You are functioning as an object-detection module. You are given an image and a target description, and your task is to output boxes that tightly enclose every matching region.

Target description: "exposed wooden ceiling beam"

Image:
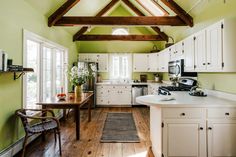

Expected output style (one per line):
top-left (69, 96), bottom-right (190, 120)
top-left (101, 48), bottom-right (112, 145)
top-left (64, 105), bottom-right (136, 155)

top-left (121, 0), bottom-right (168, 41)
top-left (76, 35), bottom-right (164, 41)
top-left (73, 0), bottom-right (119, 41)
top-left (55, 16), bottom-right (186, 26)
top-left (48, 0), bottom-right (81, 27)
top-left (160, 0), bottom-right (193, 27)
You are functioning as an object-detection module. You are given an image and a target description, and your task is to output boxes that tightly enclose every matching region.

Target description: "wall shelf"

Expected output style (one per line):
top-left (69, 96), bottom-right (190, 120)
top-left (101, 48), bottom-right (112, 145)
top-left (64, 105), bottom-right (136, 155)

top-left (0, 68), bottom-right (34, 80)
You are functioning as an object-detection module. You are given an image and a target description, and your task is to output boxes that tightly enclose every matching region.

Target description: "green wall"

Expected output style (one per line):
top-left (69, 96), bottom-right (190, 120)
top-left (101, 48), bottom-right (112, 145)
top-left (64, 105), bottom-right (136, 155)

top-left (0, 0), bottom-right (77, 152)
top-left (162, 1), bottom-right (236, 94)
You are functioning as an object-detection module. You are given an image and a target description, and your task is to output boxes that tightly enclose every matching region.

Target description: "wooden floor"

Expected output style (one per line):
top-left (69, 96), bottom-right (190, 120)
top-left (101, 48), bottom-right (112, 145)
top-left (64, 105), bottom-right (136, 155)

top-left (15, 107), bottom-right (154, 157)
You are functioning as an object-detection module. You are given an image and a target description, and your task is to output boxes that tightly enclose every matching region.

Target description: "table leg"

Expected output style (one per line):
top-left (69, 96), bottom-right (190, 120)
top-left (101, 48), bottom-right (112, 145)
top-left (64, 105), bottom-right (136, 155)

top-left (75, 107), bottom-right (80, 140)
top-left (88, 96), bottom-right (92, 122)
top-left (42, 106), bottom-right (46, 141)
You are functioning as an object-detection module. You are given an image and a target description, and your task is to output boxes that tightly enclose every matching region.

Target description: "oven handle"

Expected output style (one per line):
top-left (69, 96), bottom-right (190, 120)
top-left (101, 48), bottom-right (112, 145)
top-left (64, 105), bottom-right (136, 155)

top-left (175, 64), bottom-right (181, 76)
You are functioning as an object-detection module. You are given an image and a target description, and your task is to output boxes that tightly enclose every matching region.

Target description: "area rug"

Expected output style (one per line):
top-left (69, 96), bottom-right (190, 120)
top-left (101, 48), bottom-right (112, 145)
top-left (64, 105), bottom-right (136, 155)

top-left (100, 112), bottom-right (140, 143)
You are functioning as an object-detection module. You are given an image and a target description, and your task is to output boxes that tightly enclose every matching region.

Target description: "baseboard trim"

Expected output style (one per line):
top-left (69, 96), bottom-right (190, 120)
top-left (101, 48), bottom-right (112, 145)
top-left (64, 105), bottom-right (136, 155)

top-left (0, 110), bottom-right (63, 157)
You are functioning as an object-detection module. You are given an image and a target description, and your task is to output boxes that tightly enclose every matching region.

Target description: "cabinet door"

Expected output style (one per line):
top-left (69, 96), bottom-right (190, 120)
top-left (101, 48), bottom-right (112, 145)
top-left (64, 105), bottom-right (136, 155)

top-left (133, 54), bottom-right (148, 72)
top-left (194, 30), bottom-right (207, 72)
top-left (97, 54), bottom-right (108, 72)
top-left (148, 53), bottom-right (159, 72)
top-left (184, 35), bottom-right (195, 72)
top-left (78, 54), bottom-right (88, 62)
top-left (169, 45), bottom-right (176, 61)
top-left (175, 41), bottom-right (184, 60)
top-left (206, 21), bottom-right (223, 72)
top-left (86, 54), bottom-right (98, 62)
top-left (207, 120), bottom-right (236, 157)
top-left (119, 90), bottom-right (132, 105)
top-left (163, 120), bottom-right (206, 157)
top-left (108, 89), bottom-right (119, 105)
top-left (159, 49), bottom-right (170, 72)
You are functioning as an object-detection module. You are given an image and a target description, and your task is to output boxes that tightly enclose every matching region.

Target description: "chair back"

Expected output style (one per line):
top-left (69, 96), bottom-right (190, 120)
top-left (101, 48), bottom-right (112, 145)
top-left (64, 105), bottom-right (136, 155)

top-left (15, 109), bottom-right (30, 133)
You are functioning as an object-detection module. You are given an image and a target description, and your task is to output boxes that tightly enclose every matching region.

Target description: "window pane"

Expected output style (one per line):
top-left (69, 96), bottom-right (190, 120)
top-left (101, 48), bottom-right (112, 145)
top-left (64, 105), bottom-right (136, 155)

top-left (43, 47), bottom-right (53, 101)
top-left (25, 40), bottom-right (40, 109)
top-left (55, 49), bottom-right (63, 94)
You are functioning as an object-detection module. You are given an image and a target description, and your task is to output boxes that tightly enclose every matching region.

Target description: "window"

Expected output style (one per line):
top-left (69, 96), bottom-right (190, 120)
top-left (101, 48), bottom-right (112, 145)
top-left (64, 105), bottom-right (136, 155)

top-left (136, 0), bottom-right (169, 16)
top-left (23, 30), bottom-right (68, 109)
top-left (112, 28), bottom-right (129, 35)
top-left (109, 53), bottom-right (132, 80)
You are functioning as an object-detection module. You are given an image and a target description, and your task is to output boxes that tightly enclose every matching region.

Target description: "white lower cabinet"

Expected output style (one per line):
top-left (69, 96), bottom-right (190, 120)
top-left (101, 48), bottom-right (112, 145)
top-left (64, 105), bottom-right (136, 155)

top-left (96, 85), bottom-right (131, 106)
top-left (163, 120), bottom-right (206, 157)
top-left (151, 107), bottom-right (236, 157)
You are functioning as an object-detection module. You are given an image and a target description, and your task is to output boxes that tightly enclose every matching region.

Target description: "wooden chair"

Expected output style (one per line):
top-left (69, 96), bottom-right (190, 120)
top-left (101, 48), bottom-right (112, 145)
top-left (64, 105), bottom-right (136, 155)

top-left (15, 109), bottom-right (62, 157)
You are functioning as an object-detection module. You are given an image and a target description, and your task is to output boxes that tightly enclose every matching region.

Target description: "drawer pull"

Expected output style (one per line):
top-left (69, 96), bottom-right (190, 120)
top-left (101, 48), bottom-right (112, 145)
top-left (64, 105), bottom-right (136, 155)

top-left (180, 113), bottom-right (185, 116)
top-left (208, 127), bottom-right (212, 130)
top-left (199, 127), bottom-right (204, 130)
top-left (225, 112), bottom-right (230, 116)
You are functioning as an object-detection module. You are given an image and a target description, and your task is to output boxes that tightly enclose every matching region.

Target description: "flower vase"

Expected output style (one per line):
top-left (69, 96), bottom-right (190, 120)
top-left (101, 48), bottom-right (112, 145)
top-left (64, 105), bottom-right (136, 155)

top-left (75, 85), bottom-right (83, 98)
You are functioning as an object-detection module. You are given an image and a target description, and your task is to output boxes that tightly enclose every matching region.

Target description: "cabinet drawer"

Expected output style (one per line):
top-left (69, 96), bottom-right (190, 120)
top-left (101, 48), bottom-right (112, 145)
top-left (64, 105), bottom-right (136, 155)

top-left (162, 108), bottom-right (205, 119)
top-left (207, 108), bottom-right (236, 119)
top-left (111, 85), bottom-right (131, 90)
top-left (97, 97), bottom-right (108, 105)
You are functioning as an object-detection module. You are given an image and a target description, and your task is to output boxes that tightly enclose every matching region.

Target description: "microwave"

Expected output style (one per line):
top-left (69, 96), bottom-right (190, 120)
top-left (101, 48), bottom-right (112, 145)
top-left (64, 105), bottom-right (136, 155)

top-left (168, 59), bottom-right (197, 78)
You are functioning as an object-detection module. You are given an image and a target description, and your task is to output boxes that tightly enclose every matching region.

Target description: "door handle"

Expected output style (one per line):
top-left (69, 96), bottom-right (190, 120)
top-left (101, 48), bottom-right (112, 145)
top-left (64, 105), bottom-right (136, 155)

top-left (208, 127), bottom-right (212, 130)
top-left (199, 127), bottom-right (204, 130)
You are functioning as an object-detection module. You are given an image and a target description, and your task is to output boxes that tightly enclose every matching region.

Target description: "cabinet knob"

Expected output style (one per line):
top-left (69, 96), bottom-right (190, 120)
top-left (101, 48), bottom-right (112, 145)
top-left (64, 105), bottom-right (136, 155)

top-left (208, 127), bottom-right (212, 130)
top-left (208, 63), bottom-right (211, 65)
top-left (199, 127), bottom-right (204, 130)
top-left (180, 113), bottom-right (185, 116)
top-left (203, 63), bottom-right (206, 65)
top-left (225, 112), bottom-right (230, 116)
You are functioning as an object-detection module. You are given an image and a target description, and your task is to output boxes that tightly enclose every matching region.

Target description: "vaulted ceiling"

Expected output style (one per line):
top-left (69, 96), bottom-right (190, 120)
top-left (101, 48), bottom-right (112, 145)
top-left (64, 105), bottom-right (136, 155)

top-left (24, 0), bottom-right (208, 41)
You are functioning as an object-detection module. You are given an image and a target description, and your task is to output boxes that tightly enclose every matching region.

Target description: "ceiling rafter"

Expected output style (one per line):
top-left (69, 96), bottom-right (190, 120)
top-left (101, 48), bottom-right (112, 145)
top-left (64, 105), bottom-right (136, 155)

top-left (160, 0), bottom-right (193, 27)
top-left (48, 0), bottom-right (81, 27)
top-left (55, 16), bottom-right (186, 26)
top-left (121, 0), bottom-right (168, 41)
top-left (73, 0), bottom-right (120, 41)
top-left (76, 35), bottom-right (163, 41)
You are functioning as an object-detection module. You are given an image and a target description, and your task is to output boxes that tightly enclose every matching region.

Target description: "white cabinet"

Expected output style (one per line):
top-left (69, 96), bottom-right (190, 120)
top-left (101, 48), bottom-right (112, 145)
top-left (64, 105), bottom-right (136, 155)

top-left (169, 42), bottom-right (184, 61)
top-left (96, 85), bottom-right (131, 106)
top-left (148, 53), bottom-right (159, 72)
top-left (158, 49), bottom-right (169, 72)
top-left (194, 30), bottom-right (207, 72)
top-left (97, 54), bottom-right (108, 72)
top-left (133, 54), bottom-right (149, 72)
top-left (207, 120), bottom-right (236, 157)
top-left (78, 53), bottom-right (108, 72)
top-left (184, 35), bottom-right (195, 72)
top-left (162, 108), bottom-right (207, 157)
top-left (207, 108), bottom-right (236, 157)
top-left (163, 120), bottom-right (206, 157)
top-left (206, 21), bottom-right (223, 72)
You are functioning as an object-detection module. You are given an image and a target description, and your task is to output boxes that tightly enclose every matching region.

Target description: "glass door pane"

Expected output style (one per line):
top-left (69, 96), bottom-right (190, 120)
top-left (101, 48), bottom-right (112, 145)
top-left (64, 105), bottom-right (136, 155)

top-left (25, 40), bottom-right (40, 109)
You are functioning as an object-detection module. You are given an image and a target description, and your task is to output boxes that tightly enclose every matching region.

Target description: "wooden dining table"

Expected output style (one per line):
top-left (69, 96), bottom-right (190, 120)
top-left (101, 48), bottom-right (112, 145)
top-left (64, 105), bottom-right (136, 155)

top-left (36, 92), bottom-right (94, 140)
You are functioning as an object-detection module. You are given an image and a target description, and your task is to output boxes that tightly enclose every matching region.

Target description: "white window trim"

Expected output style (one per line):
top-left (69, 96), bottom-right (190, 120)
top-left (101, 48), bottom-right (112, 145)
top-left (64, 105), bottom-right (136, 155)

top-left (23, 29), bottom-right (68, 109)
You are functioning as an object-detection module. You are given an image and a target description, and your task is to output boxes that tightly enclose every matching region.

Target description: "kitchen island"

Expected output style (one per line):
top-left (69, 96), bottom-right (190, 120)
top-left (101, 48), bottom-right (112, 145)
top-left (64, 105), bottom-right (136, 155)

top-left (136, 92), bottom-right (236, 157)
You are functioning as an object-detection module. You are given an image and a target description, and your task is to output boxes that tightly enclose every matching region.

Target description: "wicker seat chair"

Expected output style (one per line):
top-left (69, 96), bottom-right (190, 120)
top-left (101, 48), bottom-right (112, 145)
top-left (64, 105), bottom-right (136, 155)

top-left (15, 109), bottom-right (62, 157)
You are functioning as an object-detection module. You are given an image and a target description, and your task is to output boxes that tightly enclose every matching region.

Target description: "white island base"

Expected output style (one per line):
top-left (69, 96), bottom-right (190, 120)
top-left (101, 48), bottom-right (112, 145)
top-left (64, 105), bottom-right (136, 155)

top-left (137, 93), bottom-right (236, 157)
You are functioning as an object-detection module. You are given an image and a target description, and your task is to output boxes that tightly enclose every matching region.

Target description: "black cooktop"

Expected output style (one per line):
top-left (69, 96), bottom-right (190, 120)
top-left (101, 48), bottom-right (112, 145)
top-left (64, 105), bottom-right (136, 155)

top-left (160, 86), bottom-right (191, 91)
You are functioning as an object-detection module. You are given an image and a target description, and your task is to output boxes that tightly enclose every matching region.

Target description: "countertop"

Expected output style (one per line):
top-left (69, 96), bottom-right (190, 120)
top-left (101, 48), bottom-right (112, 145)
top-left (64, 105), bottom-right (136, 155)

top-left (136, 92), bottom-right (236, 108)
top-left (96, 82), bottom-right (164, 86)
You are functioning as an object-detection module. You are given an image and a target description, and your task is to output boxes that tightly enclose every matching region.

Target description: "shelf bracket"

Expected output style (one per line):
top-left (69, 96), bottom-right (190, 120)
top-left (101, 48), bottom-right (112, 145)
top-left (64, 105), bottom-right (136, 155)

top-left (14, 71), bottom-right (25, 80)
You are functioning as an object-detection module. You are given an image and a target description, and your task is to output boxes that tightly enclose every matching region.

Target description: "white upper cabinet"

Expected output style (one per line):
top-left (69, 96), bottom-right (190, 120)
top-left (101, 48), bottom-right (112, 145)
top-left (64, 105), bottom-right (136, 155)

top-left (78, 53), bottom-right (108, 72)
top-left (194, 30), bottom-right (207, 72)
top-left (206, 21), bottom-right (223, 72)
top-left (184, 35), bottom-right (195, 72)
top-left (148, 53), bottom-right (159, 72)
top-left (97, 54), bottom-right (108, 72)
top-left (169, 45), bottom-right (176, 61)
top-left (133, 53), bottom-right (149, 72)
top-left (158, 49), bottom-right (169, 72)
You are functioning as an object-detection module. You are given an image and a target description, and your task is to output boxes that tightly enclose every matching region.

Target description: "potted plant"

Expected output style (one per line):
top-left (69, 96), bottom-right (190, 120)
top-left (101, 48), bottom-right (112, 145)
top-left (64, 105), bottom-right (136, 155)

top-left (69, 64), bottom-right (96, 98)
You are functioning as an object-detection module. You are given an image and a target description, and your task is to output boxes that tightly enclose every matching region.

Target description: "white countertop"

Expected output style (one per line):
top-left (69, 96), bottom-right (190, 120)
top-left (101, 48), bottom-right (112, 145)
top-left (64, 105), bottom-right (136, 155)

top-left (96, 82), bottom-right (163, 86)
top-left (136, 92), bottom-right (236, 108)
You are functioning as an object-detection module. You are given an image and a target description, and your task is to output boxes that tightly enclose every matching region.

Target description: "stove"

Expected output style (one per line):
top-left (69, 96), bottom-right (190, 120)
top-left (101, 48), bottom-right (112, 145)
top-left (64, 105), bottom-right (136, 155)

top-left (158, 78), bottom-right (197, 95)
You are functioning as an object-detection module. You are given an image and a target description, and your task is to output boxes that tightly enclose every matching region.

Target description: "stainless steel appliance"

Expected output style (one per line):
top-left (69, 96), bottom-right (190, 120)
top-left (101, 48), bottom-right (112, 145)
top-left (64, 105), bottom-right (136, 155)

top-left (168, 59), bottom-right (197, 78)
top-left (132, 85), bottom-right (148, 105)
top-left (158, 78), bottom-right (197, 95)
top-left (78, 62), bottom-right (98, 108)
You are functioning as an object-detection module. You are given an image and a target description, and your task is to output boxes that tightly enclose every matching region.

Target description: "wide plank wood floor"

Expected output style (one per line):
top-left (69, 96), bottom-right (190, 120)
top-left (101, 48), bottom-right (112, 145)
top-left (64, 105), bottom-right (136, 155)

top-left (15, 107), bottom-right (153, 157)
